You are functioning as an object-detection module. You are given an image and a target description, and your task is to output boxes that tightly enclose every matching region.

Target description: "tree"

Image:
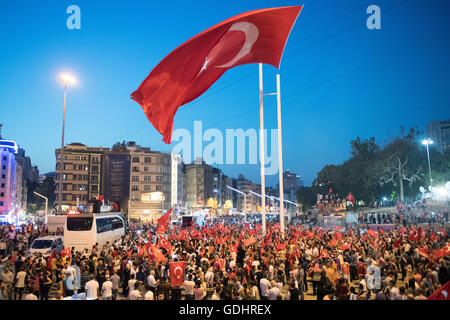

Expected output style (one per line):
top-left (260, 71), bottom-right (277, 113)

top-left (296, 187), bottom-right (315, 210)
top-left (27, 177), bottom-right (56, 211)
top-left (375, 128), bottom-right (426, 202)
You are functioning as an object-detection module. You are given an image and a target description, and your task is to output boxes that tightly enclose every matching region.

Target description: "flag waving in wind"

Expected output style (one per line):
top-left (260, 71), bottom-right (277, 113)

top-left (157, 208), bottom-right (172, 234)
top-left (131, 6), bottom-right (303, 143)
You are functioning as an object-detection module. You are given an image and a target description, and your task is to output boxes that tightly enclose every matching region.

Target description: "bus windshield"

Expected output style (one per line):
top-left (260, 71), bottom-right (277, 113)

top-left (67, 216), bottom-right (94, 231)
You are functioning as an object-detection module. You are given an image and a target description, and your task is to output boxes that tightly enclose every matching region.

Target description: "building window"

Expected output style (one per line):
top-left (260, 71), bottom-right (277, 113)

top-left (2, 165), bottom-right (5, 170)
top-left (156, 185), bottom-right (162, 191)
top-left (0, 192), bottom-right (4, 197)
top-left (1, 175), bottom-right (4, 179)
top-left (91, 165), bottom-right (99, 173)
top-left (144, 176), bottom-right (151, 182)
top-left (132, 185), bottom-right (139, 191)
top-left (144, 157), bottom-right (151, 163)
top-left (144, 185), bottom-right (150, 191)
top-left (0, 202), bottom-right (3, 206)
top-left (132, 157), bottom-right (140, 163)
top-left (132, 176), bottom-right (139, 182)
top-left (132, 166), bottom-right (139, 172)
top-left (2, 157), bottom-right (5, 161)
top-left (91, 185), bottom-right (98, 192)
top-left (91, 175), bottom-right (99, 182)
top-left (143, 166), bottom-right (149, 172)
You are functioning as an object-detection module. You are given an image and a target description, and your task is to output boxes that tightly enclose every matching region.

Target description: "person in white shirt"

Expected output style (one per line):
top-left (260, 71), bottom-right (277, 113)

top-left (24, 292), bottom-right (38, 300)
top-left (102, 275), bottom-right (113, 300)
top-left (268, 281), bottom-right (280, 300)
top-left (211, 286), bottom-right (222, 300)
top-left (147, 270), bottom-right (159, 294)
top-left (388, 281), bottom-right (399, 300)
top-left (183, 274), bottom-right (195, 300)
top-left (127, 274), bottom-right (137, 297)
top-left (205, 267), bottom-right (214, 285)
top-left (259, 277), bottom-right (270, 300)
top-left (129, 288), bottom-right (142, 300)
top-left (85, 276), bottom-right (99, 300)
top-left (144, 290), bottom-right (155, 300)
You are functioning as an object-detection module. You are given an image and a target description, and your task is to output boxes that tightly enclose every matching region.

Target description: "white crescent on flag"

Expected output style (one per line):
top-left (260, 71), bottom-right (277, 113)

top-left (174, 266), bottom-right (183, 280)
top-left (216, 22), bottom-right (259, 68)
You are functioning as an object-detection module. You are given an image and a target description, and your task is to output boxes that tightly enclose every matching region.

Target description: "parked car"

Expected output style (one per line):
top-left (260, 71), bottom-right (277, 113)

top-left (29, 236), bottom-right (64, 256)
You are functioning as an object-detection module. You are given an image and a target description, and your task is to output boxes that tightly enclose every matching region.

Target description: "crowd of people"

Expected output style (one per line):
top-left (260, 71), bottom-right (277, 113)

top-left (0, 214), bottom-right (448, 301)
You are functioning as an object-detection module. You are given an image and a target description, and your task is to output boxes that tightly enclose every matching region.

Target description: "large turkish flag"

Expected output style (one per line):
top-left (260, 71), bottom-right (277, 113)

top-left (170, 261), bottom-right (186, 287)
top-left (131, 6), bottom-right (303, 143)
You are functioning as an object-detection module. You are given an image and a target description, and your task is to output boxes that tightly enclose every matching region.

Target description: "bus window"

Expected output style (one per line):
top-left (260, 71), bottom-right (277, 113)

top-left (67, 217), bottom-right (94, 231)
top-left (96, 218), bottom-right (113, 233)
top-left (112, 217), bottom-right (124, 230)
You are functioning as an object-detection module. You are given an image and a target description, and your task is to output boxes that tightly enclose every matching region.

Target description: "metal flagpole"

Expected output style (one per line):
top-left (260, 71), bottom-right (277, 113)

top-left (276, 74), bottom-right (285, 237)
top-left (259, 63), bottom-right (266, 235)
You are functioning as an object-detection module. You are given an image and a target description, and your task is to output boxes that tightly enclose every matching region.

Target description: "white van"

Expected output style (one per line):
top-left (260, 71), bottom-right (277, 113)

top-left (29, 236), bottom-right (64, 256)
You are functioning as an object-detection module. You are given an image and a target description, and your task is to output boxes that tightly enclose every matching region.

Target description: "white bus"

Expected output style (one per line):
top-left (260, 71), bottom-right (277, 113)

top-left (64, 213), bottom-right (126, 252)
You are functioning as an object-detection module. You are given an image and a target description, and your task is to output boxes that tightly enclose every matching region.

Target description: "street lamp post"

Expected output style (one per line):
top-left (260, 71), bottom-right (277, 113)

top-left (58, 73), bottom-right (75, 213)
top-left (422, 139), bottom-right (433, 188)
top-left (33, 191), bottom-right (48, 225)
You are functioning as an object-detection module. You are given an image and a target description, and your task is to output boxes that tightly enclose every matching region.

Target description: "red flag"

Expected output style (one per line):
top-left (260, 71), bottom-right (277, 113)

top-left (318, 250), bottom-right (330, 259)
top-left (60, 248), bottom-right (71, 257)
top-left (368, 229), bottom-right (377, 237)
top-left (151, 244), bottom-right (166, 263)
top-left (393, 239), bottom-right (402, 248)
top-left (427, 281), bottom-right (450, 300)
top-left (433, 244), bottom-right (450, 260)
top-left (275, 243), bottom-right (287, 251)
top-left (399, 227), bottom-right (407, 235)
top-left (157, 237), bottom-right (173, 253)
top-left (333, 231), bottom-right (342, 241)
top-left (169, 261), bottom-right (186, 287)
top-left (46, 249), bottom-right (56, 270)
top-left (346, 193), bottom-right (355, 204)
top-left (156, 208), bottom-right (172, 234)
top-left (242, 235), bottom-right (256, 247)
top-left (130, 6), bottom-right (303, 143)
top-left (418, 247), bottom-right (430, 259)
top-left (349, 224), bottom-right (354, 237)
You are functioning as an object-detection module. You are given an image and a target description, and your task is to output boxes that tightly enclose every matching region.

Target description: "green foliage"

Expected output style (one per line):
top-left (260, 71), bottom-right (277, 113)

top-left (27, 177), bottom-right (55, 211)
top-left (296, 186), bottom-right (315, 209)
top-left (313, 127), bottom-right (450, 204)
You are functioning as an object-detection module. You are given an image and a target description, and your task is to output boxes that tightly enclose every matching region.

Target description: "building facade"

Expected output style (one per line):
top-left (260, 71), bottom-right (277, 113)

top-left (184, 161), bottom-right (218, 211)
top-left (126, 142), bottom-right (172, 222)
top-left (0, 139), bottom-right (18, 218)
top-left (55, 143), bottom-right (109, 211)
top-left (101, 149), bottom-right (131, 213)
top-left (427, 119), bottom-right (450, 154)
top-left (236, 175), bottom-right (261, 213)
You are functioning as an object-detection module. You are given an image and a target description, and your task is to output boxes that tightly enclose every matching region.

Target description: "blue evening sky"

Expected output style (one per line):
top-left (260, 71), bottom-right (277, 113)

top-left (0, 0), bottom-right (449, 187)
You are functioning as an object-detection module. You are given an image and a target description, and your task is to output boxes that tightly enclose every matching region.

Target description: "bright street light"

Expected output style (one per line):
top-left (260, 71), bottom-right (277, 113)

top-left (59, 73), bottom-right (77, 85)
top-left (422, 139), bottom-right (433, 146)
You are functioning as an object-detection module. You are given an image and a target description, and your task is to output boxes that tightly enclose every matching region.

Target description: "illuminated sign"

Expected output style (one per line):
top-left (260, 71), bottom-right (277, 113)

top-left (0, 140), bottom-right (18, 154)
